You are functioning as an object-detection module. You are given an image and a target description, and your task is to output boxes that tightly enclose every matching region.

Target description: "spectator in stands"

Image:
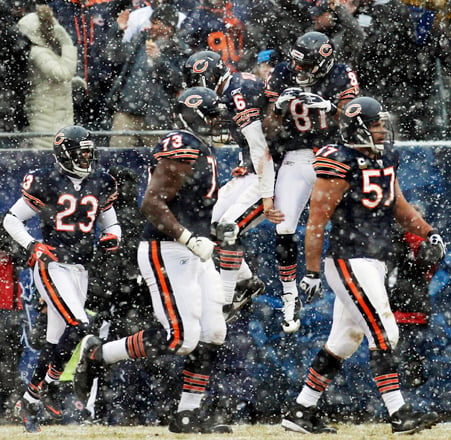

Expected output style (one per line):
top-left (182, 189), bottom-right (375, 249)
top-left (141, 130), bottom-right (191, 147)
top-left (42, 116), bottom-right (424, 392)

top-left (0, 0), bottom-right (32, 148)
top-left (406, 5), bottom-right (451, 139)
top-left (244, 0), bottom-right (312, 65)
top-left (309, 0), bottom-right (364, 69)
top-left (18, 4), bottom-right (80, 149)
top-left (48, 0), bottom-right (126, 132)
top-left (0, 222), bottom-right (25, 421)
top-left (179, 0), bottom-right (248, 71)
top-left (387, 203), bottom-right (443, 387)
top-left (355, 0), bottom-right (418, 139)
top-left (252, 49), bottom-right (281, 82)
top-left (115, 0), bottom-right (187, 43)
top-left (107, 4), bottom-right (190, 148)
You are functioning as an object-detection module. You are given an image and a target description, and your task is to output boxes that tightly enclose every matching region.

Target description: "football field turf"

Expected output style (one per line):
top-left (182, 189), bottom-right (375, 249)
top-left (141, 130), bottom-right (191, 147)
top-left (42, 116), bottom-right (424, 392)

top-left (1, 421), bottom-right (449, 439)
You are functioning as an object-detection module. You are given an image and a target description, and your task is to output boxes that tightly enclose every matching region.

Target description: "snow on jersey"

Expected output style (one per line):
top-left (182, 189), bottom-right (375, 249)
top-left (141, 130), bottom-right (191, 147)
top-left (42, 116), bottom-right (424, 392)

top-left (21, 166), bottom-right (118, 264)
top-left (265, 61), bottom-right (359, 153)
top-left (142, 130), bottom-right (219, 240)
top-left (314, 144), bottom-right (399, 260)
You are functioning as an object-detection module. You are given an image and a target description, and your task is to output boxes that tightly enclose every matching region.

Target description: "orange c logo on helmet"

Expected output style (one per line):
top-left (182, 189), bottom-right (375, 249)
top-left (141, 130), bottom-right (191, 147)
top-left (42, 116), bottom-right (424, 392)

top-left (193, 59), bottom-right (209, 73)
top-left (54, 133), bottom-right (65, 145)
top-left (319, 43), bottom-right (333, 57)
top-left (184, 94), bottom-right (203, 108)
top-left (345, 103), bottom-right (362, 117)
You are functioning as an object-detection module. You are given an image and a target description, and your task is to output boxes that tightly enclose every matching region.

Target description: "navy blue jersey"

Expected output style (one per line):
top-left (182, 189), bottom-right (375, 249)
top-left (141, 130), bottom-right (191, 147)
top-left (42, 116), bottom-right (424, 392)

top-left (21, 166), bottom-right (118, 264)
top-left (265, 61), bottom-right (359, 153)
top-left (314, 144), bottom-right (400, 260)
top-left (222, 71), bottom-right (269, 173)
top-left (142, 130), bottom-right (218, 241)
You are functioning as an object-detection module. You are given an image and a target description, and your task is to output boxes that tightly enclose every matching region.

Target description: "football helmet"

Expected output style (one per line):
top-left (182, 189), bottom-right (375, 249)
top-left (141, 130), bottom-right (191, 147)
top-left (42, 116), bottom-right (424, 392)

top-left (289, 31), bottom-right (335, 86)
top-left (175, 87), bottom-right (229, 139)
top-left (340, 97), bottom-right (394, 153)
top-left (184, 50), bottom-right (231, 92)
top-left (53, 125), bottom-right (96, 178)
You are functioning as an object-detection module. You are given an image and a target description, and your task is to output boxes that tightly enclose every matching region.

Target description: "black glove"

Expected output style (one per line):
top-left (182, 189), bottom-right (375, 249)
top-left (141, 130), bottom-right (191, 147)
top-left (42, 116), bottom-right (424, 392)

top-left (299, 270), bottom-right (323, 303)
top-left (427, 229), bottom-right (446, 259)
top-left (417, 240), bottom-right (443, 268)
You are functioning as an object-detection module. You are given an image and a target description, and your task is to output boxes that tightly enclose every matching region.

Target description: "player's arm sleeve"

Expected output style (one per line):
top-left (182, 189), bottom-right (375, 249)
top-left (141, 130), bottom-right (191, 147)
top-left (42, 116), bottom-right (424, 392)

top-left (101, 175), bottom-right (120, 212)
top-left (313, 147), bottom-right (352, 180)
top-left (3, 198), bottom-right (38, 249)
top-left (241, 120), bottom-right (275, 198)
top-left (97, 207), bottom-right (122, 241)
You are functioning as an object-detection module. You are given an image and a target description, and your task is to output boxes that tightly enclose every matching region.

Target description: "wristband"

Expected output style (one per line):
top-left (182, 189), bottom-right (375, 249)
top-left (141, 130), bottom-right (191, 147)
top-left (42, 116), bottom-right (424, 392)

top-left (306, 270), bottom-right (320, 278)
top-left (177, 228), bottom-right (193, 245)
top-left (427, 229), bottom-right (439, 238)
top-left (27, 240), bottom-right (38, 251)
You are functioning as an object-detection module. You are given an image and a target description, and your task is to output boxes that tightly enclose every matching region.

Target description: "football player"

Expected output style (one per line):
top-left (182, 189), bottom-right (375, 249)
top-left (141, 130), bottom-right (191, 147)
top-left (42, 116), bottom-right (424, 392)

top-left (3, 125), bottom-right (121, 432)
top-left (73, 87), bottom-right (232, 434)
top-left (184, 50), bottom-right (283, 323)
top-left (263, 31), bottom-right (359, 332)
top-left (282, 97), bottom-right (443, 434)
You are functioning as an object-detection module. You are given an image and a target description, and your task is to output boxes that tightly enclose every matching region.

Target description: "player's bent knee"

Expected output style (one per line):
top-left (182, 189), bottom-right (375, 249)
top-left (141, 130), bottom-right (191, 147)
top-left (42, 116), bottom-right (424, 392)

top-left (174, 332), bottom-right (202, 356)
top-left (327, 332), bottom-right (363, 359)
top-left (387, 326), bottom-right (399, 349)
top-left (276, 226), bottom-right (296, 235)
top-left (175, 345), bottom-right (195, 356)
top-left (201, 325), bottom-right (227, 346)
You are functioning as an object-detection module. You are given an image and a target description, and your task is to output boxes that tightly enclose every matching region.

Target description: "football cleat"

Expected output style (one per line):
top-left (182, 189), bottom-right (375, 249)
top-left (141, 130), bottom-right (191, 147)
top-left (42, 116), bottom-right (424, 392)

top-left (73, 335), bottom-right (103, 401)
top-left (282, 403), bottom-right (336, 434)
top-left (168, 409), bottom-right (232, 434)
top-left (41, 381), bottom-right (63, 422)
top-left (390, 404), bottom-right (439, 435)
top-left (223, 276), bottom-right (265, 323)
top-left (15, 398), bottom-right (42, 433)
top-left (281, 293), bottom-right (301, 333)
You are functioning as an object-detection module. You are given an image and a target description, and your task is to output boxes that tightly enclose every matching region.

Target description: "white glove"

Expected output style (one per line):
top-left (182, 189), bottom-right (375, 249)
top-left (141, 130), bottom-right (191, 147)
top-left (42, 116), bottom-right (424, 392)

top-left (215, 222), bottom-right (239, 245)
top-left (178, 229), bottom-right (215, 262)
top-left (296, 92), bottom-right (336, 114)
top-left (299, 271), bottom-right (323, 303)
top-left (274, 87), bottom-right (305, 114)
top-left (427, 230), bottom-right (446, 259)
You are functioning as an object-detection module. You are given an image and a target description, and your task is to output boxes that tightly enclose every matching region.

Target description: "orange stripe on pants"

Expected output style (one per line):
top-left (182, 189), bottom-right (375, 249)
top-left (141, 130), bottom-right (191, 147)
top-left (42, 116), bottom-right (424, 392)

top-left (337, 259), bottom-right (388, 350)
top-left (150, 241), bottom-right (182, 351)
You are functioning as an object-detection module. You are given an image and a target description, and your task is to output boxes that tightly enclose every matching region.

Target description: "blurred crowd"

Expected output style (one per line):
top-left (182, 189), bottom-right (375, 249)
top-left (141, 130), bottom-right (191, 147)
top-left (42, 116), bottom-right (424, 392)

top-left (0, 0), bottom-right (450, 148)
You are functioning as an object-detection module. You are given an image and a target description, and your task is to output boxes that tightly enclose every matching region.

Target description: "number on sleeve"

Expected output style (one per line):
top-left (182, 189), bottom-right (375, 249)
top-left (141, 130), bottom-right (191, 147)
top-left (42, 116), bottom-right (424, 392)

top-left (161, 134), bottom-right (183, 150)
top-left (347, 71), bottom-right (359, 87)
top-left (316, 145), bottom-right (339, 157)
top-left (205, 156), bottom-right (218, 199)
top-left (22, 174), bottom-right (34, 191)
